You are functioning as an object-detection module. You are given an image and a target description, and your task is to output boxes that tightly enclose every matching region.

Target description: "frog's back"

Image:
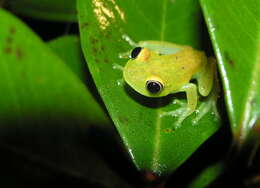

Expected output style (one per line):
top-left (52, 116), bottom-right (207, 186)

top-left (161, 47), bottom-right (206, 91)
top-left (170, 47), bottom-right (205, 74)
top-left (138, 40), bottom-right (188, 55)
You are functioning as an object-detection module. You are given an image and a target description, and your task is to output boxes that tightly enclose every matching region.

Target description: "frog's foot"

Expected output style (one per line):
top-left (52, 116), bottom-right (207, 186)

top-left (192, 98), bottom-right (219, 125)
top-left (112, 63), bottom-right (124, 86)
top-left (160, 101), bottom-right (192, 129)
top-left (112, 63), bottom-right (124, 71)
top-left (172, 99), bottom-right (186, 106)
top-left (119, 35), bottom-right (138, 58)
top-left (118, 51), bottom-right (131, 59)
top-left (122, 34), bottom-right (138, 47)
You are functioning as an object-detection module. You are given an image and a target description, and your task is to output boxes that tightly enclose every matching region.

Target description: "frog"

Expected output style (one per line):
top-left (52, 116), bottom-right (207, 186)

top-left (116, 36), bottom-right (218, 128)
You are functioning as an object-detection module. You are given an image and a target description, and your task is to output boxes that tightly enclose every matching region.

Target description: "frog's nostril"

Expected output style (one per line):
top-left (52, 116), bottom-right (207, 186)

top-left (146, 80), bottom-right (163, 94)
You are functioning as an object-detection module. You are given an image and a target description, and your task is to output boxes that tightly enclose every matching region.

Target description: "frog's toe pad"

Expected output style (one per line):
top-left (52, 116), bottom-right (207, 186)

top-left (115, 79), bottom-right (124, 86)
top-left (112, 63), bottom-right (124, 71)
top-left (160, 107), bottom-right (186, 118)
top-left (172, 99), bottom-right (186, 107)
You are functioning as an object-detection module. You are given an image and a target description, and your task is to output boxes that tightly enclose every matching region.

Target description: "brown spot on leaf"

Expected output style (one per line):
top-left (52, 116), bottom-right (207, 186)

top-left (164, 128), bottom-right (173, 134)
top-left (225, 52), bottom-right (235, 67)
top-left (9, 26), bottom-right (16, 34)
top-left (90, 37), bottom-right (98, 45)
top-left (146, 122), bottom-right (152, 127)
top-left (6, 36), bottom-right (13, 43)
top-left (80, 22), bottom-right (89, 29)
top-left (119, 116), bottom-right (129, 124)
top-left (100, 30), bottom-right (111, 38)
top-left (104, 58), bottom-right (109, 63)
top-left (94, 57), bottom-right (99, 63)
top-left (92, 47), bottom-right (98, 54)
top-left (3, 47), bottom-right (12, 54)
top-left (16, 48), bottom-right (24, 60)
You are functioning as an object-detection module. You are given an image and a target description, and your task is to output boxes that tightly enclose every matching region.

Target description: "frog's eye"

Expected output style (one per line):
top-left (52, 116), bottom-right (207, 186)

top-left (146, 80), bottom-right (164, 94)
top-left (131, 47), bottom-right (142, 59)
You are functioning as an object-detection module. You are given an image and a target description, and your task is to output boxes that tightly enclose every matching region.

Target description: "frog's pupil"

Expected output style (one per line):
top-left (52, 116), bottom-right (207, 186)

top-left (131, 47), bottom-right (142, 59)
top-left (146, 80), bottom-right (163, 94)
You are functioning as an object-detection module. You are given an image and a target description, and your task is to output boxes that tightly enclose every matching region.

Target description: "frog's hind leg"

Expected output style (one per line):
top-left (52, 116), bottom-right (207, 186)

top-left (192, 82), bottom-right (220, 125)
top-left (197, 57), bottom-right (216, 97)
top-left (161, 58), bottom-right (219, 128)
top-left (192, 57), bottom-right (219, 124)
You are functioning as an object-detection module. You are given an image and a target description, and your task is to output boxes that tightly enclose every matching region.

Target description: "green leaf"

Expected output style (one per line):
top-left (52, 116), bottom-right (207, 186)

top-left (0, 9), bottom-right (133, 187)
top-left (48, 35), bottom-right (96, 86)
top-left (78, 0), bottom-right (221, 175)
top-left (200, 0), bottom-right (260, 143)
top-left (47, 35), bottom-right (109, 121)
top-left (187, 161), bottom-right (224, 188)
top-left (48, 35), bottom-right (87, 81)
top-left (6, 0), bottom-right (77, 22)
top-left (0, 8), bottom-right (109, 127)
top-left (0, 8), bottom-right (110, 140)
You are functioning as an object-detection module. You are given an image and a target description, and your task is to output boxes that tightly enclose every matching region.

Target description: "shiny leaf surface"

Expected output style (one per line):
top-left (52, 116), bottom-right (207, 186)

top-left (78, 0), bottom-right (221, 175)
top-left (200, 0), bottom-right (260, 143)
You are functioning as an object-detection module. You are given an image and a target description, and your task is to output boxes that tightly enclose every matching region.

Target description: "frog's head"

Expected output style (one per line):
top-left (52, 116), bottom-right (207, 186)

top-left (123, 47), bottom-right (173, 97)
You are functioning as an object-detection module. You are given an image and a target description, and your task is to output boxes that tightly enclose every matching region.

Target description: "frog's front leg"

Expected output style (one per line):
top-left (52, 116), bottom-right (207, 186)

top-left (112, 63), bottom-right (124, 86)
top-left (119, 35), bottom-right (138, 58)
top-left (112, 63), bottom-right (124, 71)
top-left (122, 34), bottom-right (138, 47)
top-left (160, 83), bottom-right (198, 128)
top-left (177, 83), bottom-right (198, 125)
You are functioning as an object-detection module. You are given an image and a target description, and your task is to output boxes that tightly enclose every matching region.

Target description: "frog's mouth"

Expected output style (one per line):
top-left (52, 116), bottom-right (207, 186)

top-left (123, 64), bottom-right (165, 97)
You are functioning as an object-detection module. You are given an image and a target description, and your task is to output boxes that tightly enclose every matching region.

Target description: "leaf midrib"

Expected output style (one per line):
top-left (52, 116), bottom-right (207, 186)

top-left (160, 0), bottom-right (167, 40)
top-left (152, 0), bottom-right (168, 171)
